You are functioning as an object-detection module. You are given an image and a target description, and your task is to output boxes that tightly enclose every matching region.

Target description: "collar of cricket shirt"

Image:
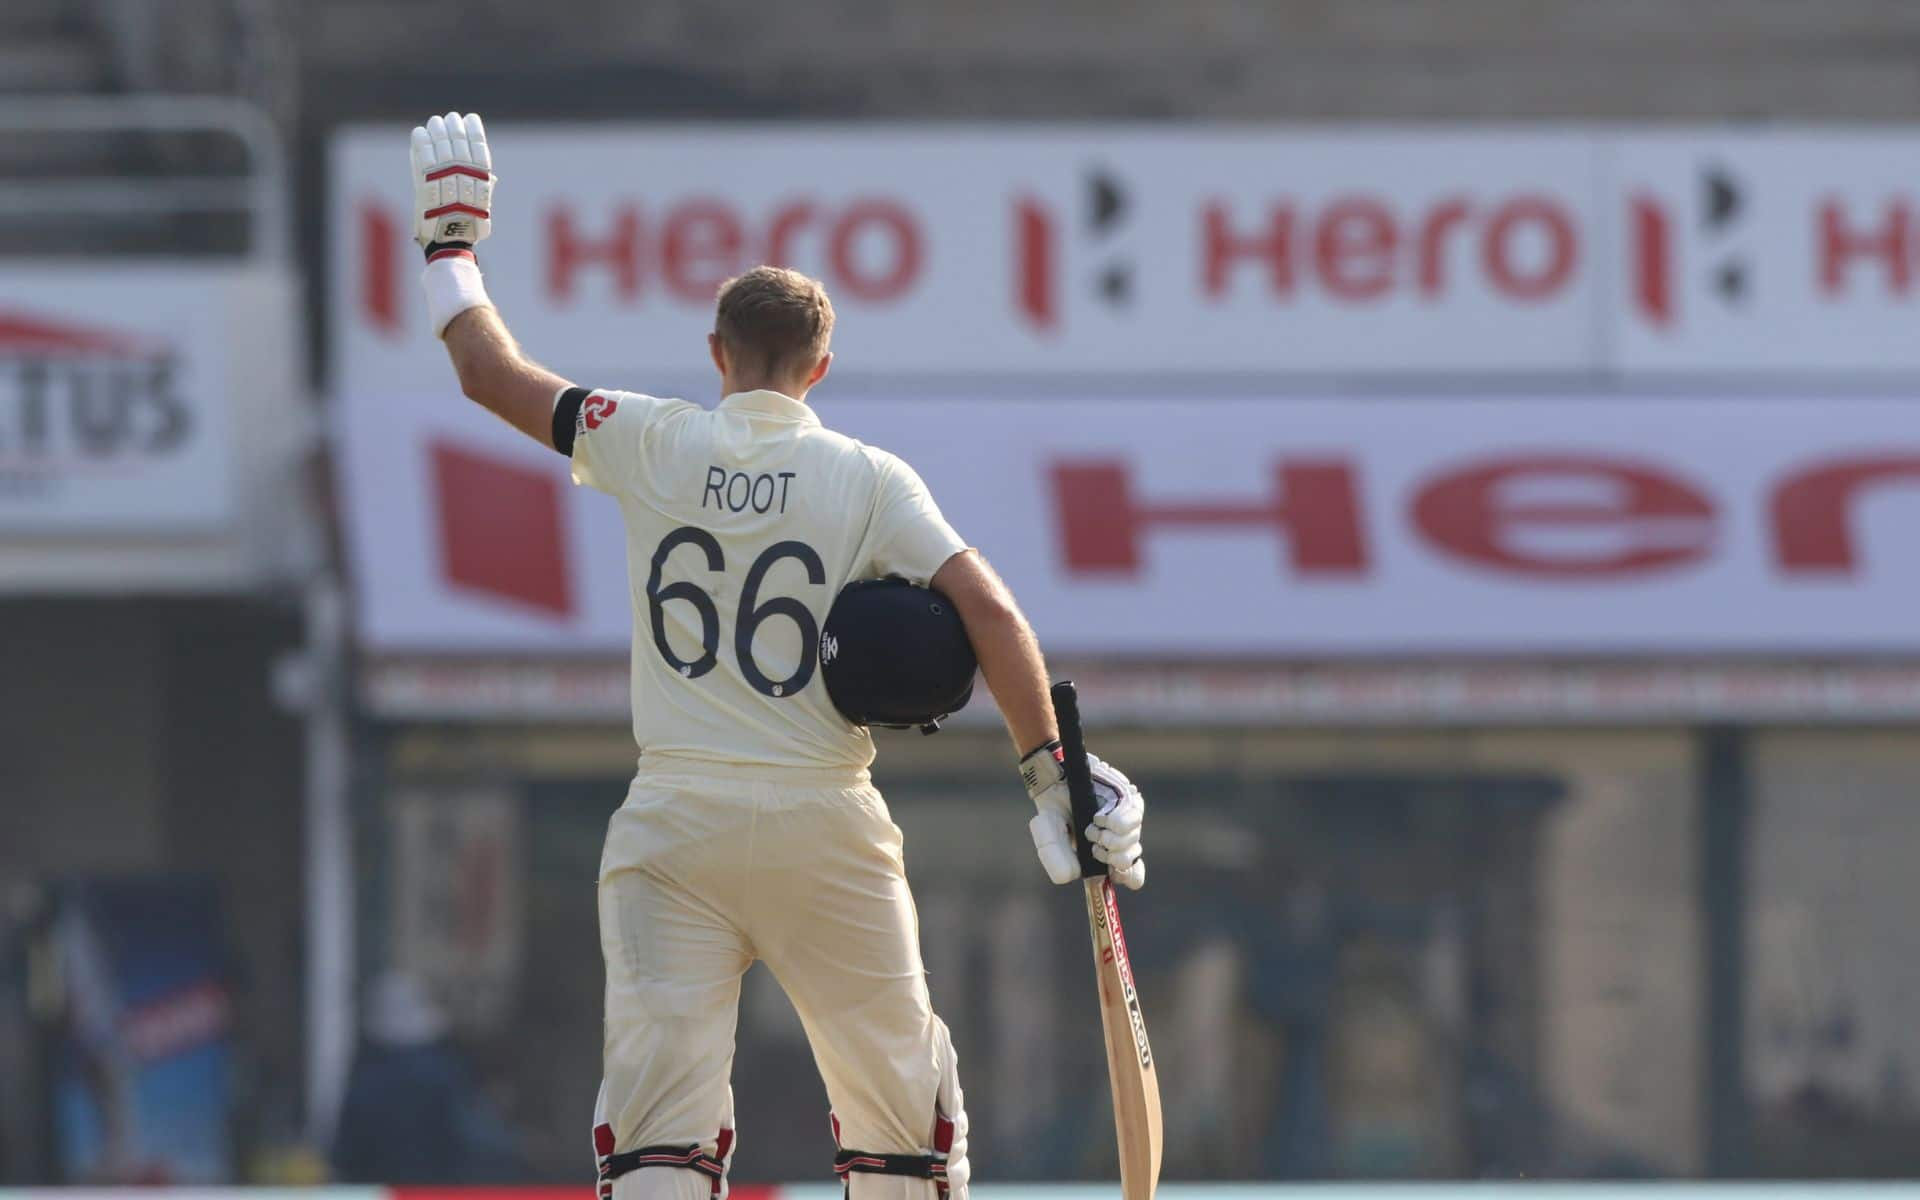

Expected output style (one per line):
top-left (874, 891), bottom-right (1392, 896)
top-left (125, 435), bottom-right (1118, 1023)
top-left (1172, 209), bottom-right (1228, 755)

top-left (720, 389), bottom-right (820, 426)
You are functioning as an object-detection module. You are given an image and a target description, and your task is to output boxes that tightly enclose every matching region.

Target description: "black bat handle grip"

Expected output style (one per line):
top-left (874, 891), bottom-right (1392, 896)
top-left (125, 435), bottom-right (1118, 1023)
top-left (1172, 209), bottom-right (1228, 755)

top-left (1050, 680), bottom-right (1107, 879)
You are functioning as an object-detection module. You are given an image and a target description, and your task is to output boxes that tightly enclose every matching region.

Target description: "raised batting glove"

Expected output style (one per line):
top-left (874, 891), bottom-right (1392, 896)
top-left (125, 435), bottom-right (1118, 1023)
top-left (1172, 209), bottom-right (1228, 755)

top-left (410, 112), bottom-right (496, 336)
top-left (410, 111), bottom-right (494, 257)
top-left (1020, 743), bottom-right (1146, 890)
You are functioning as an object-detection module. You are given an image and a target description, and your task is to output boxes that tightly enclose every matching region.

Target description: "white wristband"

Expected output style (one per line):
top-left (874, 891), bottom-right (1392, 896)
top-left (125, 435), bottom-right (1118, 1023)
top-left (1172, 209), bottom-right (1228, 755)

top-left (421, 253), bottom-right (491, 337)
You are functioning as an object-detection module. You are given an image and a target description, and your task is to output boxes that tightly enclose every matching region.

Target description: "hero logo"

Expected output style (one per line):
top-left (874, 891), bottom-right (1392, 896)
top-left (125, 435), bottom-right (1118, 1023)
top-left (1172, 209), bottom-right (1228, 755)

top-left (0, 311), bottom-right (189, 491)
top-left (545, 199), bottom-right (922, 304)
top-left (1052, 453), bottom-right (1920, 579)
top-left (1014, 169), bottom-right (1137, 331)
top-left (1015, 171), bottom-right (1580, 330)
top-left (1631, 164), bottom-right (1920, 329)
top-left (359, 197), bottom-right (926, 332)
top-left (1629, 164), bottom-right (1752, 328)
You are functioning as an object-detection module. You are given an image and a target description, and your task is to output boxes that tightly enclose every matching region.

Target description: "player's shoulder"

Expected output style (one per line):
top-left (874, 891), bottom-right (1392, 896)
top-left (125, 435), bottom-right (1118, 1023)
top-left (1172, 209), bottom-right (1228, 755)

top-left (791, 416), bottom-right (889, 469)
top-left (573, 388), bottom-right (699, 437)
top-left (808, 427), bottom-right (923, 492)
top-left (586, 388), bottom-right (697, 417)
top-left (854, 440), bottom-right (927, 488)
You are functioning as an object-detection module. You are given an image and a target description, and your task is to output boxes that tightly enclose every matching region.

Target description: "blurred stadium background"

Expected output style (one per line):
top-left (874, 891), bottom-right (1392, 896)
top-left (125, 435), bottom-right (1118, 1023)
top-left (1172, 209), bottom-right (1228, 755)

top-left (9, 0), bottom-right (1920, 1191)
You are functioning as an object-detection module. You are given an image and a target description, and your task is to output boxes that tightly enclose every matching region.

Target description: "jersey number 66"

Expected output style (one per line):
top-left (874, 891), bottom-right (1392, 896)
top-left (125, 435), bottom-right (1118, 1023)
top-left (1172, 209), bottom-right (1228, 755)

top-left (647, 525), bottom-right (826, 699)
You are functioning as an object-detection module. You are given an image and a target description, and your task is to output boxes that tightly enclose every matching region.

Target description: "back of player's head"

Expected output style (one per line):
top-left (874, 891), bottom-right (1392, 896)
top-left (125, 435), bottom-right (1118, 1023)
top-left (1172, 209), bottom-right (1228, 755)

top-left (714, 266), bottom-right (835, 385)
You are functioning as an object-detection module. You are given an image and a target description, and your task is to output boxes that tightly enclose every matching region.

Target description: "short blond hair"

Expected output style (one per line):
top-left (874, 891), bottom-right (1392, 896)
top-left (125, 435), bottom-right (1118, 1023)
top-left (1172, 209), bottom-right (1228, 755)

top-left (714, 266), bottom-right (835, 383)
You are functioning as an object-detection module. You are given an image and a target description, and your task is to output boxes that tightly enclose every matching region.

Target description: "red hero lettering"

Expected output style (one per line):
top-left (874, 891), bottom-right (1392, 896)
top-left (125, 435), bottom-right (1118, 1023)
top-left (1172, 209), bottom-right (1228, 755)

top-left (1202, 193), bottom-right (1578, 304)
top-left (1051, 452), bottom-right (1913, 581)
top-left (1818, 198), bottom-right (1914, 296)
top-left (1772, 455), bottom-right (1920, 572)
top-left (546, 199), bottom-right (924, 304)
top-left (548, 206), bottom-right (642, 300)
top-left (1051, 460), bottom-right (1367, 574)
top-left (662, 200), bottom-right (744, 300)
top-left (1412, 455), bottom-right (1716, 577)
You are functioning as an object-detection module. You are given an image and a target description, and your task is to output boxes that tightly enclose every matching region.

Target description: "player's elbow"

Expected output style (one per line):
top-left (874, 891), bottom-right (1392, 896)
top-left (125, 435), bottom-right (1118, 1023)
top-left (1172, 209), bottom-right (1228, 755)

top-left (959, 597), bottom-right (1042, 680)
top-left (455, 365), bottom-right (508, 414)
top-left (953, 582), bottom-right (1031, 647)
top-left (969, 589), bottom-right (1027, 633)
top-left (445, 334), bottom-right (511, 409)
top-left (935, 551), bottom-right (1028, 633)
top-left (452, 360), bottom-right (490, 403)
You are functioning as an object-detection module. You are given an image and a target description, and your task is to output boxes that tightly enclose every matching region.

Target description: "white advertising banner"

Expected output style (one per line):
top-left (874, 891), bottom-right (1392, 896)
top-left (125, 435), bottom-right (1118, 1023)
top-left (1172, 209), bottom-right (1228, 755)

top-left (1611, 132), bottom-right (1920, 371)
top-left (336, 390), bottom-right (1920, 656)
top-left (331, 126), bottom-right (1605, 384)
top-left (333, 124), bottom-right (1920, 380)
top-left (0, 267), bottom-right (248, 532)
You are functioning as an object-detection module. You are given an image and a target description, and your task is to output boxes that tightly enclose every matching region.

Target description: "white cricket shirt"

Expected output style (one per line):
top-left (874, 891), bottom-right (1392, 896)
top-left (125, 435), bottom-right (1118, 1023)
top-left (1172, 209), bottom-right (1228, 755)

top-left (570, 387), bottom-right (969, 774)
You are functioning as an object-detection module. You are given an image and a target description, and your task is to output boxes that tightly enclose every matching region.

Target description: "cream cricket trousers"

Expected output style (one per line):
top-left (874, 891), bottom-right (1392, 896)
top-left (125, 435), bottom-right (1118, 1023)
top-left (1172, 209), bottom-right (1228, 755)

top-left (594, 762), bottom-right (961, 1194)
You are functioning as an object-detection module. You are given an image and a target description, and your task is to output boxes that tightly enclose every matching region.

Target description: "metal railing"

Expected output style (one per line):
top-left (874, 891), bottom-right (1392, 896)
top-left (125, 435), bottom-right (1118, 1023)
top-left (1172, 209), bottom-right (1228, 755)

top-left (0, 95), bottom-right (288, 260)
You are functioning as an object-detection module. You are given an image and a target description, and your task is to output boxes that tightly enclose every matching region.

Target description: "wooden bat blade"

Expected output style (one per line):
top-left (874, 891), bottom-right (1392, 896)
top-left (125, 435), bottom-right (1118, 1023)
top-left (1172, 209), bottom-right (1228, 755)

top-left (1052, 680), bottom-right (1161, 1197)
top-left (1084, 877), bottom-right (1163, 1200)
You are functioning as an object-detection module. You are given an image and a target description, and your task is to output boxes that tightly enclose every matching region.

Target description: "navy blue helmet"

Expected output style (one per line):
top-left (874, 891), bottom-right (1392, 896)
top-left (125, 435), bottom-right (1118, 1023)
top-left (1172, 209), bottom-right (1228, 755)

top-left (820, 577), bottom-right (976, 734)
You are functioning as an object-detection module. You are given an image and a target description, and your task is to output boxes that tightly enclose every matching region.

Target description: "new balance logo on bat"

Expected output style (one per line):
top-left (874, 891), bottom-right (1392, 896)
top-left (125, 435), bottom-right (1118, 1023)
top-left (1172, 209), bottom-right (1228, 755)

top-left (1102, 883), bottom-right (1152, 1071)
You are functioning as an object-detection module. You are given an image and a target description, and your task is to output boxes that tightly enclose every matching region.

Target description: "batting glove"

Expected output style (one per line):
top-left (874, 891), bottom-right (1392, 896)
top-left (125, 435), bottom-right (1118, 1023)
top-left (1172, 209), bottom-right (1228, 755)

top-left (410, 111), bottom-right (494, 259)
top-left (1021, 743), bottom-right (1146, 890)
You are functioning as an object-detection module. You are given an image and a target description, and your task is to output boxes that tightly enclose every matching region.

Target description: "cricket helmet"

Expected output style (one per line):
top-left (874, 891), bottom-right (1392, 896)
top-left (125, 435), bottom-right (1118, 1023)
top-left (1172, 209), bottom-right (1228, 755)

top-left (820, 577), bottom-right (976, 734)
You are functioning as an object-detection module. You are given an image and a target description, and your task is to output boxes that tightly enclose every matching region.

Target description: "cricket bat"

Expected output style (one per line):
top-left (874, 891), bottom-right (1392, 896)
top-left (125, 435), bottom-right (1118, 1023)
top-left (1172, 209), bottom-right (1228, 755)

top-left (1051, 680), bottom-right (1163, 1200)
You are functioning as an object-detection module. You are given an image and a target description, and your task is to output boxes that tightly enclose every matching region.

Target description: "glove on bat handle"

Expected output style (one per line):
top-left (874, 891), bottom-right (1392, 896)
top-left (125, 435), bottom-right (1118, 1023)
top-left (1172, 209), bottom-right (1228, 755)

top-left (1050, 680), bottom-right (1108, 880)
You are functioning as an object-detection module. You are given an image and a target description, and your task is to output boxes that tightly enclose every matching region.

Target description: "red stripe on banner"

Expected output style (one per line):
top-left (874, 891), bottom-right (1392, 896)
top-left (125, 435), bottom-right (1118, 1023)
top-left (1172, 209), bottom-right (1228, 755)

top-left (430, 439), bottom-right (575, 617)
top-left (0, 312), bottom-right (160, 357)
top-left (425, 202), bottom-right (490, 220)
top-left (426, 165), bottom-right (490, 182)
top-left (361, 202), bottom-right (400, 334)
top-left (1015, 196), bottom-right (1057, 331)
top-left (1632, 194), bottom-right (1673, 328)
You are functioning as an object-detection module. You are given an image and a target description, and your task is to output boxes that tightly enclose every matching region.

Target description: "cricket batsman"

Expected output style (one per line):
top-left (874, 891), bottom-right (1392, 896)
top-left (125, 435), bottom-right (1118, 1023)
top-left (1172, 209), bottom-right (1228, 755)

top-left (408, 113), bottom-right (1148, 1200)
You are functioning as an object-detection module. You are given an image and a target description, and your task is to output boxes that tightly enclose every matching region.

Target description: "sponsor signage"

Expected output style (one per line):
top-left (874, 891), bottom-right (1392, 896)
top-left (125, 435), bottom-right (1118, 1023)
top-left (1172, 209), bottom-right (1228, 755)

top-left (0, 269), bottom-right (243, 531)
top-left (335, 391), bottom-right (1920, 657)
top-left (1612, 133), bottom-right (1920, 370)
top-left (334, 124), bottom-right (1920, 380)
top-left (44, 880), bottom-right (237, 1183)
top-left (333, 127), bottom-right (1598, 381)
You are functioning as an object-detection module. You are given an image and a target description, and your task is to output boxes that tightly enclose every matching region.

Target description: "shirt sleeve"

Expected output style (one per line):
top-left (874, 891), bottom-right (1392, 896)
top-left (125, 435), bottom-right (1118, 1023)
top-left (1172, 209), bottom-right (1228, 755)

top-left (867, 451), bottom-right (969, 585)
top-left (559, 386), bottom-right (680, 495)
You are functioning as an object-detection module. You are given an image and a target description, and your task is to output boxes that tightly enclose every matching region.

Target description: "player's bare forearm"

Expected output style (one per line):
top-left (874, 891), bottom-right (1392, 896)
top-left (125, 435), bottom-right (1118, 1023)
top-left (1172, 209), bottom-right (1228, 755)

top-left (442, 305), bottom-right (571, 449)
top-left (932, 549), bottom-right (1058, 756)
top-left (407, 114), bottom-right (565, 449)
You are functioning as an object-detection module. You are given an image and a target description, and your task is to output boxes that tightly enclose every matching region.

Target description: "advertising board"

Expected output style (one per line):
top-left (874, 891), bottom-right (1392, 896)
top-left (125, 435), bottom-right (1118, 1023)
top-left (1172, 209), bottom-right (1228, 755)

top-left (335, 390), bottom-right (1920, 657)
